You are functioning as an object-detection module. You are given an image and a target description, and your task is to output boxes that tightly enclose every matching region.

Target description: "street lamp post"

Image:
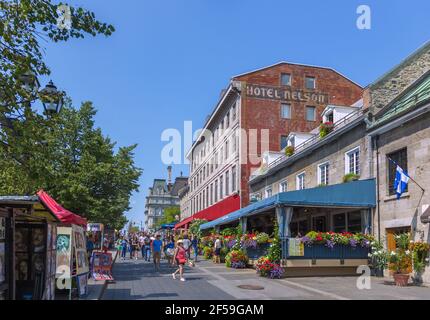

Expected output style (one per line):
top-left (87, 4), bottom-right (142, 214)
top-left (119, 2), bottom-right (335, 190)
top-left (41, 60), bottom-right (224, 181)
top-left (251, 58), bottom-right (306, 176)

top-left (19, 71), bottom-right (64, 116)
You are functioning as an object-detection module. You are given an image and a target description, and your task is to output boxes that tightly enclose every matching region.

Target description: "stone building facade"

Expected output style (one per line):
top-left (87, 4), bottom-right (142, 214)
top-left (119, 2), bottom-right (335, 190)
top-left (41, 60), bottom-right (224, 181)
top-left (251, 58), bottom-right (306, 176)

top-left (144, 168), bottom-right (188, 231)
top-left (366, 42), bottom-right (430, 282)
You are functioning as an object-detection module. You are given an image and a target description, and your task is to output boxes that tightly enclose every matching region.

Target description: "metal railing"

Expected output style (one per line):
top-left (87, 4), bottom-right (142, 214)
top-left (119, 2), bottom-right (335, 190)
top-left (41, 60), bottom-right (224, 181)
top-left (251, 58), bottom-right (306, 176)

top-left (251, 108), bottom-right (363, 180)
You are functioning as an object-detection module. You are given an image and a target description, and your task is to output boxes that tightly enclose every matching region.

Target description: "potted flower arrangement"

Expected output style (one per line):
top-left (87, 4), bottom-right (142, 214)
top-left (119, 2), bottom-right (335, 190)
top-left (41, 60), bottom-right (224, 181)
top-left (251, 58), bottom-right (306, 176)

top-left (368, 240), bottom-right (388, 277)
top-left (256, 232), bottom-right (270, 245)
top-left (319, 121), bottom-right (334, 138)
top-left (203, 246), bottom-right (213, 260)
top-left (388, 233), bottom-right (412, 286)
top-left (255, 256), bottom-right (285, 279)
top-left (285, 146), bottom-right (295, 157)
top-left (225, 249), bottom-right (248, 269)
top-left (342, 173), bottom-right (360, 183)
top-left (409, 241), bottom-right (430, 283)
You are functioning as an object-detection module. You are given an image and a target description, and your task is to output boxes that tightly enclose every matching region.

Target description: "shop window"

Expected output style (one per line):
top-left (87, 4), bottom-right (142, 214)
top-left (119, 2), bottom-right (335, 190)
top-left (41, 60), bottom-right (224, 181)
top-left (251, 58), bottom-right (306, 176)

top-left (281, 73), bottom-right (291, 86)
top-left (312, 216), bottom-right (327, 232)
top-left (332, 212), bottom-right (362, 233)
top-left (281, 104), bottom-right (291, 119)
top-left (388, 148), bottom-right (408, 196)
top-left (305, 76), bottom-right (316, 89)
top-left (306, 106), bottom-right (316, 121)
top-left (290, 220), bottom-right (308, 237)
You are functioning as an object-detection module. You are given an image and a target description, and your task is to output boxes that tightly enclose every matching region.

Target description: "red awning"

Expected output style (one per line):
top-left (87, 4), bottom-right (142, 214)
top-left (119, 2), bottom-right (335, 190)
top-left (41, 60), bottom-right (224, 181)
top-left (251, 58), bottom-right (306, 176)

top-left (37, 190), bottom-right (87, 227)
top-left (174, 194), bottom-right (240, 230)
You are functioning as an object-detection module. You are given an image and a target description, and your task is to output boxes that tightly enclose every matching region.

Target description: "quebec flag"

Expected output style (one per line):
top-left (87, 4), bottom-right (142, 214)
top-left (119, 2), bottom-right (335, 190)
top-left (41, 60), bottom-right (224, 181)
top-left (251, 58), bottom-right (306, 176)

top-left (394, 165), bottom-right (409, 199)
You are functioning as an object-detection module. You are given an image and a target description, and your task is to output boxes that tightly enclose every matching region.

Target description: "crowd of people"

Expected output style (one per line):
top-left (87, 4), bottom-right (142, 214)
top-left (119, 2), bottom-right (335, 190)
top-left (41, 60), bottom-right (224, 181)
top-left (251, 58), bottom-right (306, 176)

top-left (115, 231), bottom-right (200, 281)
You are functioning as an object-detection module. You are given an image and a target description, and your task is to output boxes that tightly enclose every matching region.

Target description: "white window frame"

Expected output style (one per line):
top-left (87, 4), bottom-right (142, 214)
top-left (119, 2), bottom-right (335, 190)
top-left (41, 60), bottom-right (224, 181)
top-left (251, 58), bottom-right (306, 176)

top-left (265, 187), bottom-right (273, 198)
top-left (344, 147), bottom-right (360, 175)
top-left (306, 106), bottom-right (316, 121)
top-left (281, 73), bottom-right (291, 86)
top-left (317, 162), bottom-right (329, 185)
top-left (305, 76), bottom-right (316, 89)
top-left (281, 103), bottom-right (291, 119)
top-left (279, 180), bottom-right (288, 193)
top-left (296, 172), bottom-right (306, 190)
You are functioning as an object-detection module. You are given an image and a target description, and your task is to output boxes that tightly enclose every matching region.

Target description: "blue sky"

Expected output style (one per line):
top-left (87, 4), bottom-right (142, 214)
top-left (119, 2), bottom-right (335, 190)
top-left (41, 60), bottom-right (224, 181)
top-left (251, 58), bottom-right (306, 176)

top-left (42, 0), bottom-right (430, 226)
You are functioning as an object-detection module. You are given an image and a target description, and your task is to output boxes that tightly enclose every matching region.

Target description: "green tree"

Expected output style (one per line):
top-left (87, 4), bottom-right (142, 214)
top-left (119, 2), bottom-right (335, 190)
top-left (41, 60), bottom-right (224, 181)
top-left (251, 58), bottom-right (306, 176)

top-left (0, 0), bottom-right (114, 114)
top-left (0, 101), bottom-right (142, 230)
top-left (267, 219), bottom-right (282, 263)
top-left (155, 206), bottom-right (180, 229)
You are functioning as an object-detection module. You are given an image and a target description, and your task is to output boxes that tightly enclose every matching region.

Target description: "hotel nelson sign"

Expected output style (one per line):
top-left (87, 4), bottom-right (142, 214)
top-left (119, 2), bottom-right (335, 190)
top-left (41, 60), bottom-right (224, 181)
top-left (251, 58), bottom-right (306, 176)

top-left (245, 84), bottom-right (328, 104)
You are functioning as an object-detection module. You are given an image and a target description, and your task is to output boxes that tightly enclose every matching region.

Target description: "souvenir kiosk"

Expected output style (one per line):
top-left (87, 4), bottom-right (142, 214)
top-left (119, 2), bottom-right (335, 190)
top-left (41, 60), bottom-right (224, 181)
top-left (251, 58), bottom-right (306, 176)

top-left (0, 195), bottom-right (60, 300)
top-left (87, 223), bottom-right (104, 250)
top-left (37, 191), bottom-right (89, 299)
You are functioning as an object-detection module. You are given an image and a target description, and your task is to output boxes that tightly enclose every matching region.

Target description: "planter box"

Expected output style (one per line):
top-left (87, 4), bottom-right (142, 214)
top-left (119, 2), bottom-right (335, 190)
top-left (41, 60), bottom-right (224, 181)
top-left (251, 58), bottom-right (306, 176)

top-left (287, 243), bottom-right (369, 260)
top-left (245, 243), bottom-right (271, 260)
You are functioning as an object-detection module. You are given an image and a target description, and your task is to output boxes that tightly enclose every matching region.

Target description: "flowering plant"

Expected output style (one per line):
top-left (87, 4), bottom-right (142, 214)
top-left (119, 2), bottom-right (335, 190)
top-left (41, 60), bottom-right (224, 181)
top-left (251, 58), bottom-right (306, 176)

top-left (409, 241), bottom-right (430, 274)
top-left (368, 240), bottom-right (388, 270)
top-left (285, 146), bottom-right (295, 157)
top-left (203, 246), bottom-right (213, 259)
top-left (225, 249), bottom-right (248, 268)
top-left (300, 231), bottom-right (373, 249)
top-left (256, 232), bottom-right (270, 245)
top-left (388, 233), bottom-right (412, 274)
top-left (319, 121), bottom-right (334, 138)
top-left (255, 256), bottom-right (284, 279)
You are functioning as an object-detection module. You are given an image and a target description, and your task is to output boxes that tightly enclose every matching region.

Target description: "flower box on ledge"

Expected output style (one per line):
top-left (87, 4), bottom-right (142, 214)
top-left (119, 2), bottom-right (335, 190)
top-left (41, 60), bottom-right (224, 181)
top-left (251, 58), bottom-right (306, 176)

top-left (287, 243), bottom-right (370, 260)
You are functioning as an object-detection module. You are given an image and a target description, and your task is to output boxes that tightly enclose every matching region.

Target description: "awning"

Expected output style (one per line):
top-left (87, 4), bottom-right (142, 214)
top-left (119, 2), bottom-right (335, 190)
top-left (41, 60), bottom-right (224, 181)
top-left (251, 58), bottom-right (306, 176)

top-left (200, 179), bottom-right (376, 230)
top-left (161, 223), bottom-right (177, 229)
top-left (174, 194), bottom-right (241, 229)
top-left (37, 190), bottom-right (87, 227)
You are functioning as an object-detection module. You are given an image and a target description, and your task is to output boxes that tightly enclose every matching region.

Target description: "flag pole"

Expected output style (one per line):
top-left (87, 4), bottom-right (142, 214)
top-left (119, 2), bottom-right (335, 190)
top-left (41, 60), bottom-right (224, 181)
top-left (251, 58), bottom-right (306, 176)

top-left (387, 157), bottom-right (425, 192)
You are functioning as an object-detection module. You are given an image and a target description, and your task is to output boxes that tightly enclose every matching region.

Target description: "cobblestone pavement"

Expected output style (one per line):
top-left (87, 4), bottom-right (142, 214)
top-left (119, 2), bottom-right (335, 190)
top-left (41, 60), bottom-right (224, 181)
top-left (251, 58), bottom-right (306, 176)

top-left (102, 257), bottom-right (430, 300)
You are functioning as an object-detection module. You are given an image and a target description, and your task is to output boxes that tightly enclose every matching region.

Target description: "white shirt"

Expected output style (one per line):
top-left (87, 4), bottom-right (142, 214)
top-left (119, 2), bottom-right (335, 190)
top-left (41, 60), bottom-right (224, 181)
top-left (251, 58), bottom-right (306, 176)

top-left (215, 239), bottom-right (222, 249)
top-left (182, 238), bottom-right (191, 250)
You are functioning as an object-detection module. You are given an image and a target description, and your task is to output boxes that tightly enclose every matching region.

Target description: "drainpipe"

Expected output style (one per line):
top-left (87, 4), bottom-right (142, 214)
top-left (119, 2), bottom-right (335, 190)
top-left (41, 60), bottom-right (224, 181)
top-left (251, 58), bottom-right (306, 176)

top-left (374, 135), bottom-right (381, 242)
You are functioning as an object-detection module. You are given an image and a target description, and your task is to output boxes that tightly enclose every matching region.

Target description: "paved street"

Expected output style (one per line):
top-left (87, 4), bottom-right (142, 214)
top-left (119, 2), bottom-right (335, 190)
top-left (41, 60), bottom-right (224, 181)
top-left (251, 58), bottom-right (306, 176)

top-left (101, 257), bottom-right (430, 300)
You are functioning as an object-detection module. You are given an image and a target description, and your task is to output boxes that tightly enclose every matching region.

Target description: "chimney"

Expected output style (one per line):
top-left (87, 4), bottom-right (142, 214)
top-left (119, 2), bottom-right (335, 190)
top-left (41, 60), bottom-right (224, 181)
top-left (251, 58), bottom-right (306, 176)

top-left (167, 166), bottom-right (172, 184)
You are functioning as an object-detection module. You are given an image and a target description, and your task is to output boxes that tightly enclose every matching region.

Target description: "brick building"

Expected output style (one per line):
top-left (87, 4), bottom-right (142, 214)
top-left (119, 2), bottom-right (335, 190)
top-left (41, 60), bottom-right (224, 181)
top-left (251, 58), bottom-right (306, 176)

top-left (175, 62), bottom-right (363, 229)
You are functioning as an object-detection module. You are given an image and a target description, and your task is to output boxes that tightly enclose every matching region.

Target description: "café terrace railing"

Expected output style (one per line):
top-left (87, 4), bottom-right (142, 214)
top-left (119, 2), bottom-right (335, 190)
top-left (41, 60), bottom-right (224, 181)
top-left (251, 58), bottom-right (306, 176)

top-left (251, 108), bottom-right (364, 180)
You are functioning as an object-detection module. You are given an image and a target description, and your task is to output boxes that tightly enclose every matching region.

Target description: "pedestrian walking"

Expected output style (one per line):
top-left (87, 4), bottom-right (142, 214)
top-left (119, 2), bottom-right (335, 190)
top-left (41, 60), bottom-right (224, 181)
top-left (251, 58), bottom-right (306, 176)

top-left (164, 235), bottom-right (175, 265)
top-left (115, 237), bottom-right (123, 258)
top-left (182, 234), bottom-right (192, 259)
top-left (152, 234), bottom-right (163, 271)
top-left (131, 235), bottom-right (139, 260)
top-left (172, 240), bottom-right (187, 282)
top-left (138, 233), bottom-right (145, 259)
top-left (191, 234), bottom-right (199, 262)
top-left (143, 234), bottom-right (151, 261)
top-left (213, 236), bottom-right (222, 264)
top-left (120, 237), bottom-right (128, 260)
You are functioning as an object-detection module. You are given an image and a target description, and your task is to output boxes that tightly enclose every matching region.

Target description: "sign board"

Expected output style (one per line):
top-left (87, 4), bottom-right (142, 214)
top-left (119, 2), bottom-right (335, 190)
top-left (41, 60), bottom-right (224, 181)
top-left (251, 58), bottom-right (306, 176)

top-left (73, 225), bottom-right (89, 275)
top-left (87, 223), bottom-right (104, 232)
top-left (246, 84), bottom-right (329, 105)
top-left (288, 238), bottom-right (304, 257)
top-left (56, 227), bottom-right (72, 277)
top-left (91, 251), bottom-right (113, 281)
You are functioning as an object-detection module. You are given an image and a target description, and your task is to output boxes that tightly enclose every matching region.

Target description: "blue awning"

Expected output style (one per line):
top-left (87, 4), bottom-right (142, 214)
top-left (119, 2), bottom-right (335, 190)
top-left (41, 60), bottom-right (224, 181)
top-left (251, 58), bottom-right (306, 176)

top-left (200, 179), bottom-right (376, 230)
top-left (161, 223), bottom-right (177, 229)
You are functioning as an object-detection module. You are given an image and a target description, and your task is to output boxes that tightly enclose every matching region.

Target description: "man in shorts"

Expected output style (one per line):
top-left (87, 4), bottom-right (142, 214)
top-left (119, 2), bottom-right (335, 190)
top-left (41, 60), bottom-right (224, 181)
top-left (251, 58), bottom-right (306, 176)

top-left (151, 234), bottom-right (163, 272)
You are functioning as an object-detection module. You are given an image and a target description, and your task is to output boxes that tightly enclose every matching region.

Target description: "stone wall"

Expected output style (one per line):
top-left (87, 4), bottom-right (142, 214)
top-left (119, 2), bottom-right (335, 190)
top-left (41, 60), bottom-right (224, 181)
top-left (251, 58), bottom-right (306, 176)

top-left (364, 42), bottom-right (430, 114)
top-left (374, 110), bottom-right (430, 282)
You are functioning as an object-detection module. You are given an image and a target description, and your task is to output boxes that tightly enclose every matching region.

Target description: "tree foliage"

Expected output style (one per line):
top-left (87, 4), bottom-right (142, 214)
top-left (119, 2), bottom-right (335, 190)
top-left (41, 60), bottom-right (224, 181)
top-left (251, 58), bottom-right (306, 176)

top-left (0, 0), bottom-right (115, 113)
top-left (0, 101), bottom-right (142, 229)
top-left (155, 206), bottom-right (180, 229)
